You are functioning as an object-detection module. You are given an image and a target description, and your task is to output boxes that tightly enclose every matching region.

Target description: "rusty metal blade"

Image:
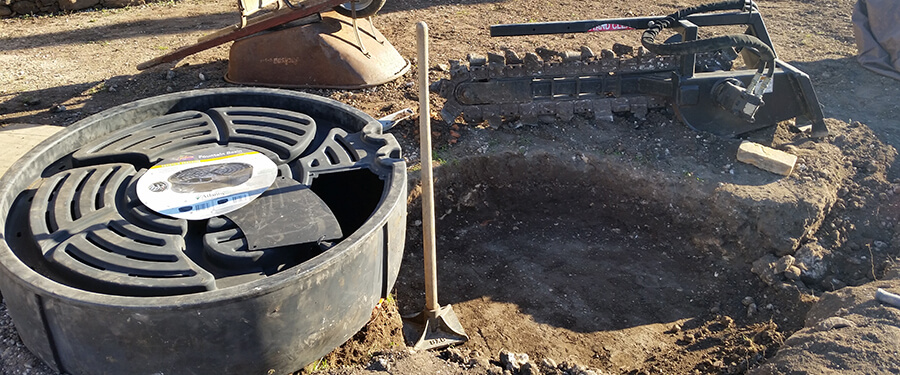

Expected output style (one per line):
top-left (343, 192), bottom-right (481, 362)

top-left (402, 304), bottom-right (468, 351)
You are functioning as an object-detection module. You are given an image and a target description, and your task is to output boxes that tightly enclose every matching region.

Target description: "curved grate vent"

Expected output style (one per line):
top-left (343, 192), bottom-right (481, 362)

top-left (73, 111), bottom-right (220, 167)
top-left (292, 128), bottom-right (369, 185)
top-left (28, 164), bottom-right (214, 296)
top-left (73, 107), bottom-right (318, 168)
top-left (210, 107), bottom-right (317, 163)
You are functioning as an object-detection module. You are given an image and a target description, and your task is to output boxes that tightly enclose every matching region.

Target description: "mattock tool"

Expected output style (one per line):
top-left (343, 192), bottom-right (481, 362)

top-left (402, 21), bottom-right (469, 351)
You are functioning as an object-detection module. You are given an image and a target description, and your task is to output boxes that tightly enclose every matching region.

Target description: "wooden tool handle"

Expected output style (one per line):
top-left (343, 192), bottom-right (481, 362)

top-left (416, 22), bottom-right (439, 311)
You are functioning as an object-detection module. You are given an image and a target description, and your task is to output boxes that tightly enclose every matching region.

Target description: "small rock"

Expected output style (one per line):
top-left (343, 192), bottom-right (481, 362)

top-left (367, 357), bottom-right (390, 371)
top-left (521, 362), bottom-right (541, 375)
top-left (198, 72), bottom-right (206, 81)
top-left (742, 296), bottom-right (755, 306)
top-left (784, 265), bottom-right (802, 280)
top-left (517, 353), bottom-right (530, 366)
top-left (667, 323), bottom-right (681, 334)
top-left (816, 316), bottom-right (855, 331)
top-left (571, 364), bottom-right (590, 374)
top-left (49, 105), bottom-right (66, 113)
top-left (747, 303), bottom-right (758, 317)
top-left (445, 347), bottom-right (466, 363)
top-left (540, 358), bottom-right (557, 370)
top-left (774, 255), bottom-right (795, 273)
top-left (458, 190), bottom-right (479, 208)
top-left (500, 350), bottom-right (529, 371)
top-left (821, 276), bottom-right (846, 291)
top-left (469, 357), bottom-right (491, 369)
top-left (165, 70), bottom-right (176, 80)
top-left (611, 43), bottom-right (634, 56)
top-left (436, 63), bottom-right (450, 72)
top-left (751, 254), bottom-right (781, 286)
top-left (865, 161), bottom-right (879, 173)
top-left (794, 243), bottom-right (830, 282)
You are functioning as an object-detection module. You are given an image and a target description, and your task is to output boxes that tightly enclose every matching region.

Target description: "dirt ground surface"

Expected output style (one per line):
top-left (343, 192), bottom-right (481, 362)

top-left (2, 0), bottom-right (900, 374)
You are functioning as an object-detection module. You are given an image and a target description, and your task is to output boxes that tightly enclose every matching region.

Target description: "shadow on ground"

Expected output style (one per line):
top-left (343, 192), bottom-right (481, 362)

top-left (0, 60), bottom-right (230, 126)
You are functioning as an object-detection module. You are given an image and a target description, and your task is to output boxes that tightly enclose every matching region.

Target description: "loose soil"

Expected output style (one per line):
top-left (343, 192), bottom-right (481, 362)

top-left (2, 0), bottom-right (900, 374)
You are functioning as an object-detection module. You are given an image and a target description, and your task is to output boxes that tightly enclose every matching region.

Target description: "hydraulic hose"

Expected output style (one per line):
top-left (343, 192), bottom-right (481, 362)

top-left (640, 0), bottom-right (775, 76)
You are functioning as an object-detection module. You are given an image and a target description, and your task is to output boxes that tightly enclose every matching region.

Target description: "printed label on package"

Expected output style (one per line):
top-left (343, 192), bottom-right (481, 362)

top-left (136, 146), bottom-right (278, 220)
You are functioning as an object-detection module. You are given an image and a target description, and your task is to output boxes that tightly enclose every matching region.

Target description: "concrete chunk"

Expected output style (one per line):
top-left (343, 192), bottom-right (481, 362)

top-left (737, 141), bottom-right (798, 176)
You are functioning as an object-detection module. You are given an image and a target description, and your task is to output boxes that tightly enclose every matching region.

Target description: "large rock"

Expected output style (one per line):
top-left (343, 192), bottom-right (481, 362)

top-left (0, 4), bottom-right (11, 16)
top-left (36, 0), bottom-right (58, 11)
top-left (11, 0), bottom-right (38, 13)
top-left (58, 0), bottom-right (99, 11)
top-left (101, 0), bottom-right (144, 8)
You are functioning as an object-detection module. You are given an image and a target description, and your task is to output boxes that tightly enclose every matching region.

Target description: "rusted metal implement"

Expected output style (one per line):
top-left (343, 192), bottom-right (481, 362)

top-left (137, 0), bottom-right (392, 77)
top-left (225, 12), bottom-right (409, 89)
top-left (138, 0), bottom-right (347, 70)
top-left (434, 0), bottom-right (828, 138)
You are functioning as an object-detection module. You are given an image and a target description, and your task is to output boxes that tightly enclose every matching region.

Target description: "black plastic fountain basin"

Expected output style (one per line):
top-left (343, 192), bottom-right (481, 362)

top-left (0, 88), bottom-right (406, 374)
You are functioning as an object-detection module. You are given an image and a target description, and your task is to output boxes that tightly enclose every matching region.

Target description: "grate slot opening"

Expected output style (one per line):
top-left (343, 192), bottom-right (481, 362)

top-left (71, 168), bottom-right (95, 220)
top-left (65, 248), bottom-right (105, 271)
top-left (336, 135), bottom-right (359, 162)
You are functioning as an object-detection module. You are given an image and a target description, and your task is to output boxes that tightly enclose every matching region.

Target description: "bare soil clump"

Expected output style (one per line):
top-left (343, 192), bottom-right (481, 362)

top-left (2, 0), bottom-right (900, 374)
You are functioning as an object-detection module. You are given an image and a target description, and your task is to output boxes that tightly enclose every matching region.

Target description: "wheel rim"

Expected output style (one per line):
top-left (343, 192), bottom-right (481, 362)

top-left (338, 0), bottom-right (374, 11)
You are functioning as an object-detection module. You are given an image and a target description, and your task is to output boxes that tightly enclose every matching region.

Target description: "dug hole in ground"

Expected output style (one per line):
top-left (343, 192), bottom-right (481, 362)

top-left (2, 0), bottom-right (900, 373)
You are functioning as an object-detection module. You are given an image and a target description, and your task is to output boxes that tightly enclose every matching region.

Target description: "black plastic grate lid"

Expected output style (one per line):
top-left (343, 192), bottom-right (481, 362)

top-left (72, 111), bottom-right (221, 168)
top-left (210, 107), bottom-right (317, 163)
top-left (292, 128), bottom-right (368, 185)
top-left (28, 164), bottom-right (214, 296)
